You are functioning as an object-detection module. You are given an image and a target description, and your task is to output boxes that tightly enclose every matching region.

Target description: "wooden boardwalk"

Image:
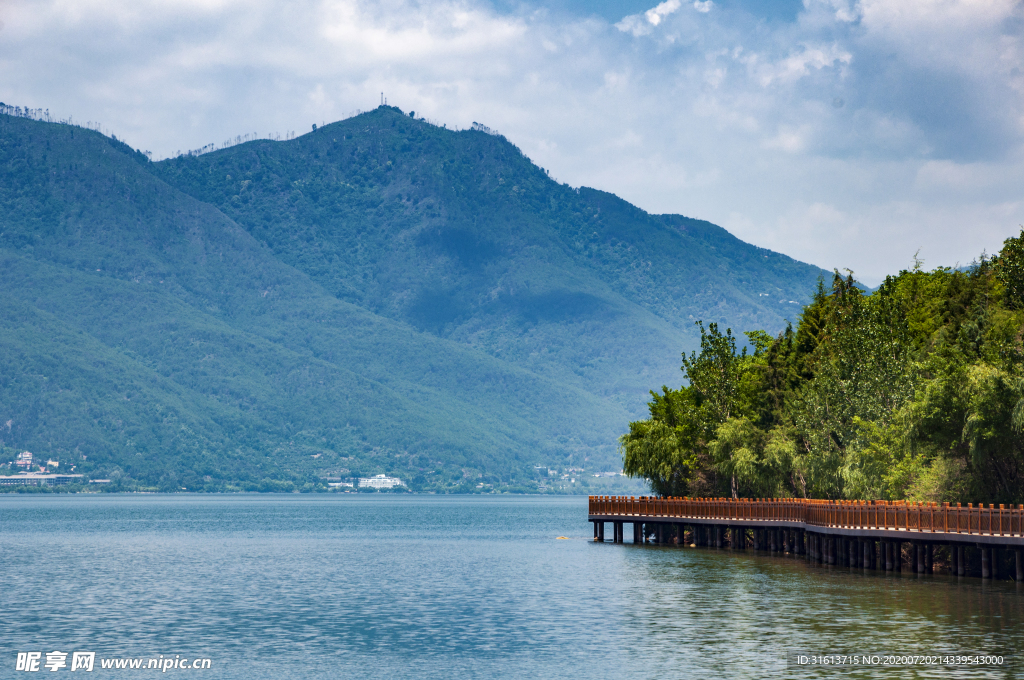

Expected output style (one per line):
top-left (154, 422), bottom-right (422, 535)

top-left (589, 496), bottom-right (1024, 580)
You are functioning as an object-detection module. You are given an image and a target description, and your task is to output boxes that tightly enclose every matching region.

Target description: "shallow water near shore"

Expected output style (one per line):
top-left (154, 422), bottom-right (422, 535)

top-left (1, 494), bottom-right (1021, 679)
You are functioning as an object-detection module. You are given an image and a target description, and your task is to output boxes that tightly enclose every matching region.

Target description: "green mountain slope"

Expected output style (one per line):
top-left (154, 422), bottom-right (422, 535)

top-left (154, 106), bottom-right (823, 411)
top-left (0, 107), bottom-right (827, 491)
top-left (0, 114), bottom-right (619, 490)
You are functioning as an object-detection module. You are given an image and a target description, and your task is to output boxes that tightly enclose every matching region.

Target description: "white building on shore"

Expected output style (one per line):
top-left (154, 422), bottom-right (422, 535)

top-left (357, 474), bottom-right (404, 489)
top-left (0, 473), bottom-right (84, 487)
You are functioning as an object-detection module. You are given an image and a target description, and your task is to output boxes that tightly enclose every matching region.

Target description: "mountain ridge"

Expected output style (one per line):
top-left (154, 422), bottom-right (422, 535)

top-left (0, 107), bottom-right (828, 491)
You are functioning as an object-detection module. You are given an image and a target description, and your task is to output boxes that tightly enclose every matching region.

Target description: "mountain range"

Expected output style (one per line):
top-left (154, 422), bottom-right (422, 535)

top-left (0, 106), bottom-right (827, 492)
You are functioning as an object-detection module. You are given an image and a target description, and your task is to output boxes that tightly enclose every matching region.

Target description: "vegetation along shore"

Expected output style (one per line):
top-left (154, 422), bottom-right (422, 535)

top-left (622, 232), bottom-right (1024, 506)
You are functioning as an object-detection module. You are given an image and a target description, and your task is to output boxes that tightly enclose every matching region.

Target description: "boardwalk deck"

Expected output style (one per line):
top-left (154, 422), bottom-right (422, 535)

top-left (589, 496), bottom-right (1024, 579)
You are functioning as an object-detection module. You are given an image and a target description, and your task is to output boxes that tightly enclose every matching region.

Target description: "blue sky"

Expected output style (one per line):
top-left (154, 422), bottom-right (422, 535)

top-left (2, 0), bottom-right (1022, 283)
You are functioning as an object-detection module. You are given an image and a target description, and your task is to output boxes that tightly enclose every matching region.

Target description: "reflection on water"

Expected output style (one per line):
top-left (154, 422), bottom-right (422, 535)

top-left (0, 495), bottom-right (1020, 679)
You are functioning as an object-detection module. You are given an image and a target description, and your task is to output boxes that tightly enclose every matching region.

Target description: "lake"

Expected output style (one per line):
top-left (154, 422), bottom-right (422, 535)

top-left (1, 494), bottom-right (1021, 678)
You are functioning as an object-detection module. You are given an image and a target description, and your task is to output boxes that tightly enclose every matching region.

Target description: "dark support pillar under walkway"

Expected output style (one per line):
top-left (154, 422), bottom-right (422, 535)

top-left (633, 522), bottom-right (641, 544)
top-left (1017, 549), bottom-right (1023, 582)
top-left (981, 545), bottom-right (990, 579)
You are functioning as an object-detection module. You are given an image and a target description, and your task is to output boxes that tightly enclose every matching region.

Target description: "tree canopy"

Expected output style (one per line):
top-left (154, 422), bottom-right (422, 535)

top-left (622, 231), bottom-right (1024, 505)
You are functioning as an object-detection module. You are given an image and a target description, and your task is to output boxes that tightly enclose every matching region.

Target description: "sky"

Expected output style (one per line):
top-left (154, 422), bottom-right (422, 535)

top-left (2, 0), bottom-right (1023, 283)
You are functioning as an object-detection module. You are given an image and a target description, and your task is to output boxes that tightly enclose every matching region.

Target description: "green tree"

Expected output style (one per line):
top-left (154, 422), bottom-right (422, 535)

top-left (622, 322), bottom-right (785, 497)
top-left (624, 249), bottom-right (1024, 505)
top-left (995, 227), bottom-right (1024, 309)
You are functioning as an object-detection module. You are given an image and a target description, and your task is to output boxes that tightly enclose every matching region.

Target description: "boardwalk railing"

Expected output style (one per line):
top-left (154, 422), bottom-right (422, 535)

top-left (588, 496), bottom-right (1024, 537)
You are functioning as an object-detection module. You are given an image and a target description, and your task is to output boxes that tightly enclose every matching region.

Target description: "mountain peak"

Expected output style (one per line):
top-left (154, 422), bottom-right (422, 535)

top-left (0, 110), bottom-right (826, 491)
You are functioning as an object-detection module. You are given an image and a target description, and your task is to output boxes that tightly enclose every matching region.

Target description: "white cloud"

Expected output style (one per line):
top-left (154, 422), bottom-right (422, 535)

top-left (615, 0), bottom-right (682, 37)
top-left (1, 0), bottom-right (1023, 284)
top-left (763, 127), bottom-right (808, 153)
top-left (749, 44), bottom-right (852, 87)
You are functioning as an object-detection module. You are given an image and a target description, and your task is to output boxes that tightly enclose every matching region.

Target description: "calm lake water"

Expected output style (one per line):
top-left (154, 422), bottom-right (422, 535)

top-left (1, 494), bottom-right (1021, 679)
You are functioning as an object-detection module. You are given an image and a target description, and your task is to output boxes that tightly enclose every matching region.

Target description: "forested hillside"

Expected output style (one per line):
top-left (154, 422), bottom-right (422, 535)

top-left (153, 107), bottom-right (823, 412)
top-left (0, 106), bottom-right (827, 492)
top-left (623, 240), bottom-right (1024, 504)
